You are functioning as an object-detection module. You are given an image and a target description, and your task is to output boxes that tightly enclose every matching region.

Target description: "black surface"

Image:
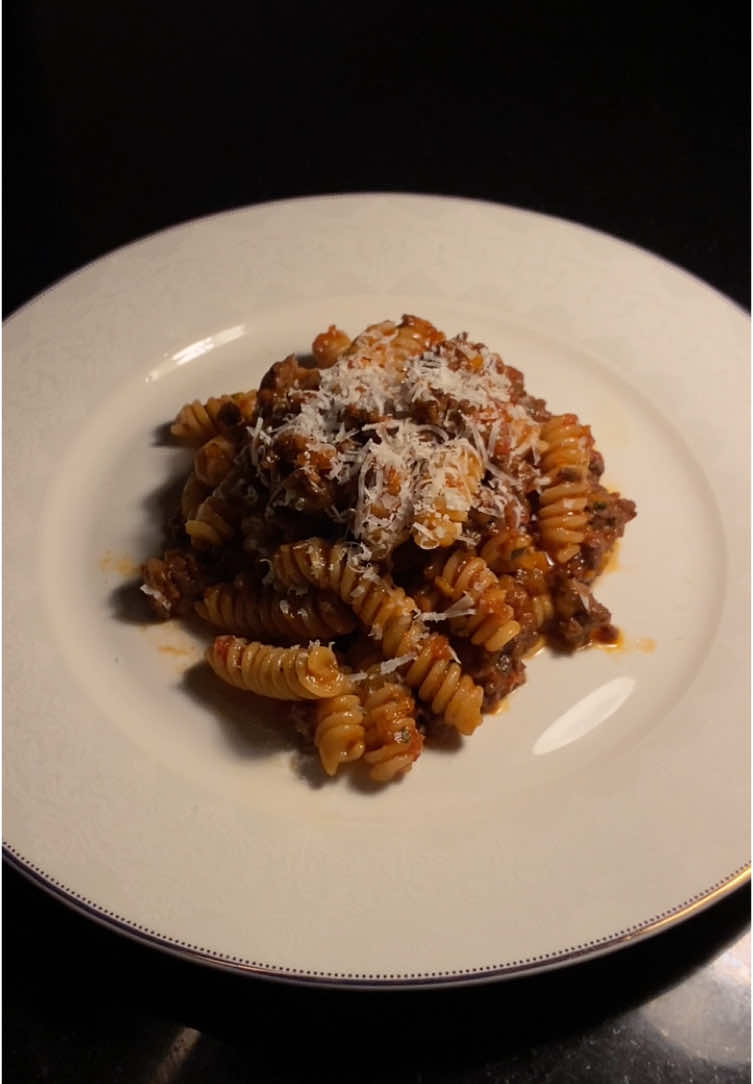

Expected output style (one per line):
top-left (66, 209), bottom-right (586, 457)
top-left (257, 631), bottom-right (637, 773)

top-left (3, 864), bottom-right (750, 1083)
top-left (3, 3), bottom-right (750, 318)
top-left (3, 3), bottom-right (750, 1082)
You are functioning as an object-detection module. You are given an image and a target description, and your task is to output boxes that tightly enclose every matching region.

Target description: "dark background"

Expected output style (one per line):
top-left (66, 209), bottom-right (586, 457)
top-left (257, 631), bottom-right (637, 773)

top-left (3, 3), bottom-right (750, 1082)
top-left (3, 3), bottom-right (750, 317)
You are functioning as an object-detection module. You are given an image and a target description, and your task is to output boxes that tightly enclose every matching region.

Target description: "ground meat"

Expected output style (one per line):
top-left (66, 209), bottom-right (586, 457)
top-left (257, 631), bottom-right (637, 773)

top-left (588, 448), bottom-right (605, 481)
top-left (520, 393), bottom-right (551, 423)
top-left (481, 652), bottom-right (528, 713)
top-left (262, 429), bottom-right (340, 515)
top-left (164, 507), bottom-right (189, 548)
top-left (589, 489), bottom-right (637, 536)
top-left (411, 394), bottom-right (477, 429)
top-left (279, 468), bottom-right (338, 512)
top-left (454, 641), bottom-right (528, 712)
top-left (141, 548), bottom-right (209, 619)
top-left (569, 488), bottom-right (637, 579)
top-left (342, 402), bottom-right (386, 428)
top-left (264, 508), bottom-right (338, 545)
top-left (213, 399), bottom-right (245, 432)
top-left (549, 571), bottom-right (616, 650)
top-left (256, 354), bottom-right (321, 421)
top-left (502, 364), bottom-right (528, 402)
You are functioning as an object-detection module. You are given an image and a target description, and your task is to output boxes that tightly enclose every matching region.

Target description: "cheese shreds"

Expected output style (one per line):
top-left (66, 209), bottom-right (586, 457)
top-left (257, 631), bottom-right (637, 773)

top-left (349, 654), bottom-right (417, 683)
top-left (421, 594), bottom-right (477, 622)
top-left (138, 312), bottom-right (639, 792)
top-left (378, 653), bottom-right (417, 673)
top-left (249, 325), bottom-right (547, 559)
top-left (140, 583), bottom-right (169, 608)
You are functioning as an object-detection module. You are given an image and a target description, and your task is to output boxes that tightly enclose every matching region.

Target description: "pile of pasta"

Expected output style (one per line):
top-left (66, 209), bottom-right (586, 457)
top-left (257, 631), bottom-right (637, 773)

top-left (142, 315), bottom-right (636, 783)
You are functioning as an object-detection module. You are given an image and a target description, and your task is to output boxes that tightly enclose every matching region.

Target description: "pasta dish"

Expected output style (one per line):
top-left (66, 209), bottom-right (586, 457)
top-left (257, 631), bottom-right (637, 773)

top-left (141, 315), bottom-right (636, 782)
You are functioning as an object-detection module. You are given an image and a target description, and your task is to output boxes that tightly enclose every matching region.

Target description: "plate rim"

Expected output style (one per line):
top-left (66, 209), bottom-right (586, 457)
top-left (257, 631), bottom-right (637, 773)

top-left (4, 844), bottom-right (749, 988)
top-left (3, 190), bottom-right (749, 326)
top-left (4, 192), bottom-right (749, 988)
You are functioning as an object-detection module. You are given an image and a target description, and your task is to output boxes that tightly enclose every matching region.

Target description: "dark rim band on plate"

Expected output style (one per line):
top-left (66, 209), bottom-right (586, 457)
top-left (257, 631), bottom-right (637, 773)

top-left (4, 843), bottom-right (749, 988)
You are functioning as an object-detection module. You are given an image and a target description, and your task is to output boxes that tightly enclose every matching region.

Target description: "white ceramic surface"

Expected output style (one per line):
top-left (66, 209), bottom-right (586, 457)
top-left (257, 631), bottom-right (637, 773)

top-left (4, 194), bottom-right (749, 986)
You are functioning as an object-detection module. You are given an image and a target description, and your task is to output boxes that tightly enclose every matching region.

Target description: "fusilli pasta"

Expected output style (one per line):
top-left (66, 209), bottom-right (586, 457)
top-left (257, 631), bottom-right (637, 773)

top-left (537, 415), bottom-right (593, 564)
top-left (206, 636), bottom-right (346, 700)
top-left (193, 434), bottom-right (240, 488)
top-left (479, 529), bottom-right (553, 630)
top-left (360, 673), bottom-right (423, 782)
top-left (314, 679), bottom-right (366, 776)
top-left (170, 391), bottom-right (258, 445)
top-left (185, 455), bottom-right (259, 550)
top-left (271, 538), bottom-right (484, 734)
top-left (433, 550), bottom-right (521, 652)
top-left (312, 325), bottom-right (352, 369)
top-left (343, 314), bottom-right (445, 371)
top-left (141, 548), bottom-right (207, 619)
top-left (196, 581), bottom-right (356, 642)
top-left (180, 472), bottom-right (210, 522)
top-left (412, 441), bottom-right (484, 550)
top-left (141, 315), bottom-right (636, 784)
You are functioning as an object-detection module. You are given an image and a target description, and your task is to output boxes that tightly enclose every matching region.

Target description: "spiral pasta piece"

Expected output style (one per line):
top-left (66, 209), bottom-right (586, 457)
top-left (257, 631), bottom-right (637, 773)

top-left (270, 539), bottom-right (483, 734)
top-left (385, 314), bottom-right (445, 367)
top-left (343, 314), bottom-right (444, 371)
top-left (314, 678), bottom-right (366, 776)
top-left (206, 636), bottom-right (346, 700)
top-left (411, 581), bottom-right (445, 615)
top-left (480, 530), bottom-right (551, 577)
top-left (312, 325), bottom-right (352, 368)
top-left (360, 675), bottom-right (423, 782)
top-left (185, 459), bottom-right (258, 549)
top-left (479, 530), bottom-right (553, 631)
top-left (180, 471), bottom-right (210, 522)
top-left (140, 316), bottom-right (639, 786)
top-left (433, 550), bottom-right (521, 653)
top-left (402, 640), bottom-right (482, 735)
top-left (196, 582), bottom-right (356, 642)
top-left (193, 435), bottom-right (239, 488)
top-left (170, 391), bottom-right (257, 445)
top-left (185, 492), bottom-right (237, 549)
top-left (412, 442), bottom-right (484, 550)
top-left (141, 548), bottom-right (207, 619)
top-left (530, 592), bottom-right (554, 629)
top-left (537, 415), bottom-right (593, 564)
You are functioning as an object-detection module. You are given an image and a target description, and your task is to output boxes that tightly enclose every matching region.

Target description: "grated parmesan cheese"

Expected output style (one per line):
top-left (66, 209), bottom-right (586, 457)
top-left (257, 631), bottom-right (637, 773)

top-left (420, 594), bottom-right (477, 622)
top-left (249, 326), bottom-right (547, 559)
top-left (348, 654), bottom-right (417, 683)
top-left (140, 583), bottom-right (169, 608)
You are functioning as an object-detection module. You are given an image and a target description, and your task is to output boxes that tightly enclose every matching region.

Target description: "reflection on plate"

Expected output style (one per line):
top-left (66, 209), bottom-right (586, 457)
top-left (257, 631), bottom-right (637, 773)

top-left (4, 195), bottom-right (749, 986)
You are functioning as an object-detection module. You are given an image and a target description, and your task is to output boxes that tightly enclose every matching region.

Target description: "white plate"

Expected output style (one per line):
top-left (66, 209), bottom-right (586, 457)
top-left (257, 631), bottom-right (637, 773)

top-left (4, 194), bottom-right (749, 987)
